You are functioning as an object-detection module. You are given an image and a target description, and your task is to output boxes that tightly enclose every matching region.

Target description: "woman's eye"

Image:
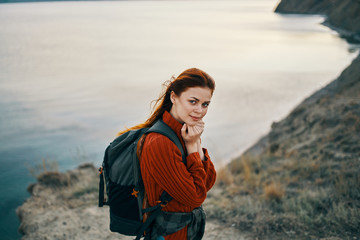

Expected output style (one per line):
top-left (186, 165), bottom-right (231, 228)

top-left (189, 100), bottom-right (196, 104)
top-left (202, 103), bottom-right (209, 107)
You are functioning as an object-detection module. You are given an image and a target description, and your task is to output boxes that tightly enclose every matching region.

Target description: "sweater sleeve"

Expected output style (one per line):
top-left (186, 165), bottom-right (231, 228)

top-left (201, 148), bottom-right (217, 191)
top-left (142, 133), bottom-right (207, 208)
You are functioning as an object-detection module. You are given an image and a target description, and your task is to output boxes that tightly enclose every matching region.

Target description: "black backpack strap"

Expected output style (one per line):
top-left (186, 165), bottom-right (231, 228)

top-left (136, 120), bottom-right (187, 240)
top-left (147, 119), bottom-right (187, 165)
top-left (99, 146), bottom-right (110, 207)
top-left (98, 166), bottom-right (105, 207)
top-left (135, 191), bottom-right (173, 240)
top-left (135, 205), bottom-right (162, 240)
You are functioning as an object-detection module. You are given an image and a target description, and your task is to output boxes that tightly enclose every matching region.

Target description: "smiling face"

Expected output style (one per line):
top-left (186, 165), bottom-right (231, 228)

top-left (169, 87), bottom-right (212, 126)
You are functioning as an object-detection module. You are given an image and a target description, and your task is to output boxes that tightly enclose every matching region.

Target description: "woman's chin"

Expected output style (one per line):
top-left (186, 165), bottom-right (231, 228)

top-left (186, 119), bottom-right (198, 126)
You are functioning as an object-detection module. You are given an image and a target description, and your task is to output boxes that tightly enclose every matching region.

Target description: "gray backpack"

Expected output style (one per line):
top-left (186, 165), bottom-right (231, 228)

top-left (98, 119), bottom-right (188, 240)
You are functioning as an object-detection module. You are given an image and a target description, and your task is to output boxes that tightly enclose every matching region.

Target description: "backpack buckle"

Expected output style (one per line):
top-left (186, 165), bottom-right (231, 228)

top-left (132, 188), bottom-right (139, 198)
top-left (156, 200), bottom-right (168, 208)
top-left (161, 201), bottom-right (168, 208)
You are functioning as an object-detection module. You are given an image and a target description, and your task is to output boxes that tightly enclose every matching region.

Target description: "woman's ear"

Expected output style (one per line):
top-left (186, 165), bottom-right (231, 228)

top-left (170, 91), bottom-right (176, 104)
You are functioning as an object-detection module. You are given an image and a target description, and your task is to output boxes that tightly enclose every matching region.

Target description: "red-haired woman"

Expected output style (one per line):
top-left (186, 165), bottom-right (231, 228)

top-left (122, 68), bottom-right (216, 240)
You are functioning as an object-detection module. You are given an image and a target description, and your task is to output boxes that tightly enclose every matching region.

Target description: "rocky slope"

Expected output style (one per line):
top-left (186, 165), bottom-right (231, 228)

top-left (246, 54), bottom-right (360, 164)
top-left (275, 0), bottom-right (360, 43)
top-left (16, 163), bottom-right (249, 240)
top-left (204, 1), bottom-right (360, 238)
top-left (205, 53), bottom-right (359, 239)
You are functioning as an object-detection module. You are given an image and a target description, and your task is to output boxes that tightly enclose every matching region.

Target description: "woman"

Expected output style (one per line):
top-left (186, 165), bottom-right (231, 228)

top-left (121, 68), bottom-right (216, 240)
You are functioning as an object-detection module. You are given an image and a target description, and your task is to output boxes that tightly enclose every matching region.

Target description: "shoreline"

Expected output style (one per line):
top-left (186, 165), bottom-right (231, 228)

top-left (275, 0), bottom-right (360, 43)
top-left (206, 0), bottom-right (360, 238)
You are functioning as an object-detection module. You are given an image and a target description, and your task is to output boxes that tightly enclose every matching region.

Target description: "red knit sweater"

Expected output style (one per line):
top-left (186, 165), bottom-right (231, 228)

top-left (140, 111), bottom-right (216, 240)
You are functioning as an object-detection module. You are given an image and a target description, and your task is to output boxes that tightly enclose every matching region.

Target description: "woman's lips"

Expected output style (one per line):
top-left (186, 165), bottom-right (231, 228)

top-left (190, 116), bottom-right (200, 121)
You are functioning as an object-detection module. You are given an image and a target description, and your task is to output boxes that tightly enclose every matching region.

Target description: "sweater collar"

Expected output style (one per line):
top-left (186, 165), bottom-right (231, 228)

top-left (162, 110), bottom-right (187, 152)
top-left (162, 110), bottom-right (183, 136)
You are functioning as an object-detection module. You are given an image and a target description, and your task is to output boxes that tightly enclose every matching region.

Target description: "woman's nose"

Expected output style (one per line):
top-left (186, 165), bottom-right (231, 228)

top-left (194, 105), bottom-right (202, 113)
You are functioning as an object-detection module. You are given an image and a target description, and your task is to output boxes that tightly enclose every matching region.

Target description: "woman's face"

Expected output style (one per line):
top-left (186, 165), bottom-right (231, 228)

top-left (170, 87), bottom-right (212, 126)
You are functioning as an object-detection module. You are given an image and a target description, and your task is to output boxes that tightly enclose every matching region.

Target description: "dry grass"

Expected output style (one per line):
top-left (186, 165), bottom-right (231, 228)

top-left (205, 54), bottom-right (360, 239)
top-left (263, 182), bottom-right (285, 202)
top-left (205, 152), bottom-right (360, 239)
top-left (26, 158), bottom-right (59, 178)
top-left (216, 166), bottom-right (234, 186)
top-left (241, 157), bottom-right (252, 182)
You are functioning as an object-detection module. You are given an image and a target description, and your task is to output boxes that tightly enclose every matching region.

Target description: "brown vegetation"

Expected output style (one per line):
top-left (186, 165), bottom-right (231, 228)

top-left (205, 55), bottom-right (360, 239)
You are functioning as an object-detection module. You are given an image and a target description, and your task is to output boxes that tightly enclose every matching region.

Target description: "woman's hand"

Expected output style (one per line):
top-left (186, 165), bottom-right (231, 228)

top-left (197, 138), bottom-right (205, 160)
top-left (181, 120), bottom-right (205, 156)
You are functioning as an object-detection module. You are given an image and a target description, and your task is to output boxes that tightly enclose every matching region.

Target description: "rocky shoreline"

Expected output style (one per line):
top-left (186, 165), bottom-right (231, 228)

top-left (275, 0), bottom-right (360, 43)
top-left (16, 163), bottom-right (248, 240)
top-left (203, 1), bottom-right (360, 239)
top-left (244, 53), bottom-right (360, 162)
top-left (205, 53), bottom-right (359, 239)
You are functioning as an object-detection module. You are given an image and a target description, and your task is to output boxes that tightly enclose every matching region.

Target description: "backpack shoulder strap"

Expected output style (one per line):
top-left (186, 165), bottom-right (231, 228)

top-left (136, 120), bottom-right (188, 240)
top-left (147, 119), bottom-right (187, 165)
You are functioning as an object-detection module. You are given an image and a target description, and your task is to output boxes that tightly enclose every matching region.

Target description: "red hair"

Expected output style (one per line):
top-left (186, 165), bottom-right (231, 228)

top-left (117, 68), bottom-right (215, 135)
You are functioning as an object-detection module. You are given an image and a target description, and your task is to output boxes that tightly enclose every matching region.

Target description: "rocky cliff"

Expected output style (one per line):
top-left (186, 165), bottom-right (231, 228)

top-left (16, 163), bottom-right (247, 240)
top-left (275, 0), bottom-right (360, 43)
top-left (246, 53), bottom-right (360, 163)
top-left (16, 164), bottom-right (119, 240)
top-left (204, 1), bottom-right (360, 238)
top-left (206, 53), bottom-right (359, 239)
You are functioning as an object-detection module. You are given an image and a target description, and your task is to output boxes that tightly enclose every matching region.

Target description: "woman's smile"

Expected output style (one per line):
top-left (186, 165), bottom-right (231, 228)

top-left (190, 116), bottom-right (201, 121)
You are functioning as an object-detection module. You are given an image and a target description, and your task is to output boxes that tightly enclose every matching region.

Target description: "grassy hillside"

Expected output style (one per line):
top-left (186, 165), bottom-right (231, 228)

top-left (206, 55), bottom-right (360, 239)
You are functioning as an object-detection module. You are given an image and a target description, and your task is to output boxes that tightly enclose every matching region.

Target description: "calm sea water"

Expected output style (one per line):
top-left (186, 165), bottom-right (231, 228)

top-left (0, 0), bottom-right (358, 238)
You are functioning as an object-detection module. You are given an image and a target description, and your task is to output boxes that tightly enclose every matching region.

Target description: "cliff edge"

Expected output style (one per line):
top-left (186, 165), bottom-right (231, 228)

top-left (245, 53), bottom-right (360, 162)
top-left (206, 53), bottom-right (359, 239)
top-left (204, 1), bottom-right (360, 238)
top-left (16, 164), bottom-right (123, 240)
top-left (275, 0), bottom-right (360, 43)
top-left (16, 164), bottom-right (248, 240)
